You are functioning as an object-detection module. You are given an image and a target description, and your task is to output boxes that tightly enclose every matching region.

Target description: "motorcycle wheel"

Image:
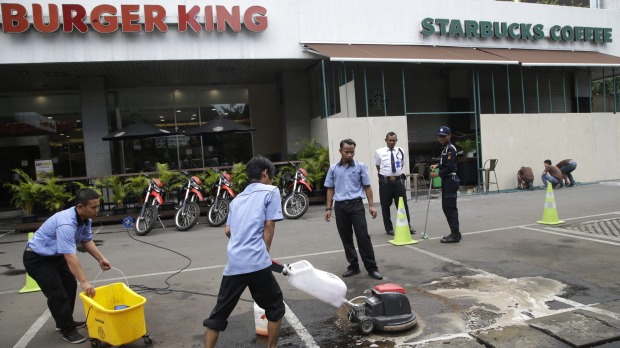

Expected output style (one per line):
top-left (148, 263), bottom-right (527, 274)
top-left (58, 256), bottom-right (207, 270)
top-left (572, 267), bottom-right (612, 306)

top-left (207, 198), bottom-right (230, 227)
top-left (282, 192), bottom-right (309, 219)
top-left (174, 201), bottom-right (200, 231)
top-left (135, 206), bottom-right (158, 236)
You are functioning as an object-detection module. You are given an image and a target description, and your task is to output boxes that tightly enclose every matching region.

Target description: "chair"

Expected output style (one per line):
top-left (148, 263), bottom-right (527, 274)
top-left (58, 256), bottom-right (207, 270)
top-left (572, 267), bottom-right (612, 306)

top-left (407, 163), bottom-right (428, 201)
top-left (479, 159), bottom-right (499, 194)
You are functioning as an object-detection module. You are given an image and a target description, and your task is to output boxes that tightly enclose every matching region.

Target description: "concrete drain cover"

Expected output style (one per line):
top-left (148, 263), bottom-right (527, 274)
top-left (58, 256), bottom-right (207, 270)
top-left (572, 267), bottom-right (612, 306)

top-left (563, 218), bottom-right (620, 238)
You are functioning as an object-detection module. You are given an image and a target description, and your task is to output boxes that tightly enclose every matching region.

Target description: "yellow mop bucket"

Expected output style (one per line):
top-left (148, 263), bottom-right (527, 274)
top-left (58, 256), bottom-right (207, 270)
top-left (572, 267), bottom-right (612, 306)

top-left (79, 268), bottom-right (152, 347)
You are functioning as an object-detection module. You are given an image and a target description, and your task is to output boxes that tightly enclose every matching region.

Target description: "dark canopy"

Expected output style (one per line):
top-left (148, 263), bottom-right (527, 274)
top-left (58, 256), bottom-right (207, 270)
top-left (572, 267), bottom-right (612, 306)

top-left (102, 123), bottom-right (176, 141)
top-left (184, 117), bottom-right (255, 135)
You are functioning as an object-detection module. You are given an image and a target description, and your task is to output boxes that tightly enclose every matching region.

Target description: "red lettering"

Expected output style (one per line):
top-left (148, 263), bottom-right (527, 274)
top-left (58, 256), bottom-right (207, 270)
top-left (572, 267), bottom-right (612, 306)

top-left (204, 6), bottom-right (214, 32)
top-left (216, 5), bottom-right (241, 32)
top-left (144, 5), bottom-right (167, 32)
top-left (1, 3), bottom-right (29, 33)
top-left (91, 5), bottom-right (118, 33)
top-left (33, 4), bottom-right (59, 33)
top-left (178, 5), bottom-right (201, 32)
top-left (244, 6), bottom-right (267, 32)
top-left (62, 4), bottom-right (87, 33)
top-left (121, 5), bottom-right (141, 32)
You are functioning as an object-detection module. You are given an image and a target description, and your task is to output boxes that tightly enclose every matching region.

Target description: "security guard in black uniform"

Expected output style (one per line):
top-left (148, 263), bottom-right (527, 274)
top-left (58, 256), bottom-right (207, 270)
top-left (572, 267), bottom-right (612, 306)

top-left (430, 126), bottom-right (461, 243)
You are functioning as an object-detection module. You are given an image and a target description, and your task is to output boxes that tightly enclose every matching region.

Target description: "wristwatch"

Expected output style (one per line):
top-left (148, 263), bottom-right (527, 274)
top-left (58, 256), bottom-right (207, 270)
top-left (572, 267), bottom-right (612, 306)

top-left (325, 208), bottom-right (332, 211)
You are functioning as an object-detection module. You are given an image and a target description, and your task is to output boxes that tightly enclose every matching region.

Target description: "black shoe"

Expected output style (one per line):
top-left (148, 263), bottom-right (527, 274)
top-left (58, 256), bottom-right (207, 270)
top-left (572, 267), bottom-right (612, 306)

top-left (409, 227), bottom-right (416, 234)
top-left (386, 230), bottom-right (394, 236)
top-left (567, 183), bottom-right (575, 187)
top-left (440, 235), bottom-right (461, 243)
top-left (368, 270), bottom-right (383, 280)
top-left (529, 187), bottom-right (534, 191)
top-left (56, 321), bottom-right (86, 331)
top-left (342, 269), bottom-right (360, 277)
top-left (62, 329), bottom-right (87, 344)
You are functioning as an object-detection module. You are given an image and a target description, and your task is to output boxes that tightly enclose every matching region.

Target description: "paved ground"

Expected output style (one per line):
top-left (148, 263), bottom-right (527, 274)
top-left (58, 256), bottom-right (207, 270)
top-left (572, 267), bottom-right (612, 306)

top-left (1, 181), bottom-right (620, 348)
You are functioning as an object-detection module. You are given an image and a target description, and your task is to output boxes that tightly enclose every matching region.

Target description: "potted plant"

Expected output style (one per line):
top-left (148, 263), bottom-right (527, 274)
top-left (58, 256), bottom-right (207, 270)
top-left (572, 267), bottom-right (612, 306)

top-left (123, 175), bottom-right (149, 212)
top-left (230, 162), bottom-right (248, 194)
top-left (95, 176), bottom-right (128, 215)
top-left (4, 168), bottom-right (42, 222)
top-left (154, 162), bottom-right (183, 210)
top-left (298, 139), bottom-right (330, 203)
top-left (39, 175), bottom-right (72, 214)
top-left (455, 139), bottom-right (477, 158)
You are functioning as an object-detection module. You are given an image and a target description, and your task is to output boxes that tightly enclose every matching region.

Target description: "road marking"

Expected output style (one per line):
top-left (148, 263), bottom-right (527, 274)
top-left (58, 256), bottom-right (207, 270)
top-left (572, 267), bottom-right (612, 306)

top-left (545, 226), bottom-right (620, 242)
top-left (12, 309), bottom-right (51, 348)
top-left (552, 296), bottom-right (620, 321)
top-left (519, 226), bottom-right (620, 246)
top-left (284, 303), bottom-right (319, 348)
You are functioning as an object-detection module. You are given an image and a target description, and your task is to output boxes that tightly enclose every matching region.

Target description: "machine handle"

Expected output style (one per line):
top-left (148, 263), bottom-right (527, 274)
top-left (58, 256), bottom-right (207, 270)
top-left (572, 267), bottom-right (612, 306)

top-left (93, 267), bottom-right (129, 286)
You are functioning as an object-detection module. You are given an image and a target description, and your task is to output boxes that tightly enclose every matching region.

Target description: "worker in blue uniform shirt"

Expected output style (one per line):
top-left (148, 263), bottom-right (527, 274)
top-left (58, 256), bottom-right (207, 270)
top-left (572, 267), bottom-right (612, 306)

top-left (430, 126), bottom-right (462, 243)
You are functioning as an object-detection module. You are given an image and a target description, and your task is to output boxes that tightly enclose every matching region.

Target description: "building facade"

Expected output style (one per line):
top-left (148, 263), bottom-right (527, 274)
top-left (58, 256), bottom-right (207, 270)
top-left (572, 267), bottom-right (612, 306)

top-left (0, 0), bottom-right (619, 205)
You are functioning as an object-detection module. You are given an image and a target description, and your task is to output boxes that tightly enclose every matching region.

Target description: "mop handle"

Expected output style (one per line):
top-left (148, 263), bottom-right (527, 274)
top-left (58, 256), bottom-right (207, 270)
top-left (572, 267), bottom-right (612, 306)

top-left (93, 267), bottom-right (129, 286)
top-left (422, 175), bottom-right (433, 239)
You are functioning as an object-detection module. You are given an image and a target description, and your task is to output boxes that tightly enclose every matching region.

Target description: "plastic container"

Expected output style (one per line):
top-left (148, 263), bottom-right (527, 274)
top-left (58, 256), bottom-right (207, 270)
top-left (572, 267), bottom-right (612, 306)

top-left (285, 260), bottom-right (347, 308)
top-left (253, 302), bottom-right (268, 336)
top-left (79, 282), bottom-right (147, 346)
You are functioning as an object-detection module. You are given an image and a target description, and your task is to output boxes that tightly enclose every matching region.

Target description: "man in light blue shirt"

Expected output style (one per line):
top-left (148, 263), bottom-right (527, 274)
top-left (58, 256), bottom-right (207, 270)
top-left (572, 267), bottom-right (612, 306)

top-left (324, 139), bottom-right (383, 280)
top-left (204, 156), bottom-right (284, 348)
top-left (23, 188), bottom-right (112, 344)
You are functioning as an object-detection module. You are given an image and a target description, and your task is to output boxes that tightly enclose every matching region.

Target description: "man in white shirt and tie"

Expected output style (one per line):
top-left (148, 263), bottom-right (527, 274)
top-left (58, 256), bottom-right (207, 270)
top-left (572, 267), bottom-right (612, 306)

top-left (375, 132), bottom-right (415, 236)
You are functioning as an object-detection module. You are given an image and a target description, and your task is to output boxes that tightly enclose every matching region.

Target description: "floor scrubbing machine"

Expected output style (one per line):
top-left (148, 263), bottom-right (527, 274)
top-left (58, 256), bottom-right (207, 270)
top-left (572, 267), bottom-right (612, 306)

top-left (271, 260), bottom-right (417, 334)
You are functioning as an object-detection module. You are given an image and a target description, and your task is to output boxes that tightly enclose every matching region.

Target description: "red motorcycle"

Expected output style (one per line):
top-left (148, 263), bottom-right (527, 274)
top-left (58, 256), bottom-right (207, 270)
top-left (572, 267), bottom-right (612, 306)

top-left (206, 169), bottom-right (235, 227)
top-left (280, 162), bottom-right (312, 219)
top-left (135, 174), bottom-right (165, 236)
top-left (174, 170), bottom-right (206, 231)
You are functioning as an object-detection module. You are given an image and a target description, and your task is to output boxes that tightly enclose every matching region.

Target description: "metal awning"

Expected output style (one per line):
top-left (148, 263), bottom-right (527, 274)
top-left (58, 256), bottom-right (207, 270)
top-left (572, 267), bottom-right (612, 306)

top-left (303, 44), bottom-right (518, 65)
top-left (479, 48), bottom-right (620, 67)
top-left (303, 43), bottom-right (620, 67)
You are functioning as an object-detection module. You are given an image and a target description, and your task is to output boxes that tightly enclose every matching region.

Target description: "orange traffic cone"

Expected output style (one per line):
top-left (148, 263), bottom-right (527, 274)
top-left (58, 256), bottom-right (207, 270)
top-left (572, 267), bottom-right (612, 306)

top-left (536, 182), bottom-right (564, 225)
top-left (20, 232), bottom-right (41, 293)
top-left (388, 197), bottom-right (418, 246)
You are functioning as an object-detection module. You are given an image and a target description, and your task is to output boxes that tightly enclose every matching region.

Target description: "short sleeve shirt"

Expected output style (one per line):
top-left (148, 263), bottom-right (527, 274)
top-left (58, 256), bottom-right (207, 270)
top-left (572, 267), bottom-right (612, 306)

top-left (223, 183), bottom-right (283, 276)
top-left (375, 147), bottom-right (405, 176)
top-left (27, 207), bottom-right (92, 256)
top-left (324, 160), bottom-right (371, 201)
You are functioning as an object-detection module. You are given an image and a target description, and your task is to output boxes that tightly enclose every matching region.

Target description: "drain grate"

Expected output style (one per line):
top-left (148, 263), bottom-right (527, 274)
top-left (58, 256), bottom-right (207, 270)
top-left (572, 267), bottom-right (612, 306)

top-left (563, 218), bottom-right (620, 238)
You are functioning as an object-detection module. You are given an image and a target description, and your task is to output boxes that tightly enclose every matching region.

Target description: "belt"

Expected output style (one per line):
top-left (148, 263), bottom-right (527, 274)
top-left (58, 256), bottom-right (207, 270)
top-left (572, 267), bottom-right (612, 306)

top-left (337, 198), bottom-right (362, 204)
top-left (379, 174), bottom-right (400, 181)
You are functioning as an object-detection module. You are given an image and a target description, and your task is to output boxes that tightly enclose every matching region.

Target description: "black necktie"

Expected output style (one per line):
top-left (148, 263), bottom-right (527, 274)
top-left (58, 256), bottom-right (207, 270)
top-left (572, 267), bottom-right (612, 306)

top-left (390, 149), bottom-right (396, 173)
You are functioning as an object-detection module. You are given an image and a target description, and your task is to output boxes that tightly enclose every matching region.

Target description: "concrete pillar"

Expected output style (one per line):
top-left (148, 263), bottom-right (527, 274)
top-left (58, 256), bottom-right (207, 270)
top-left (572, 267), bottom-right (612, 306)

top-left (79, 77), bottom-right (112, 177)
top-left (278, 71), bottom-right (311, 158)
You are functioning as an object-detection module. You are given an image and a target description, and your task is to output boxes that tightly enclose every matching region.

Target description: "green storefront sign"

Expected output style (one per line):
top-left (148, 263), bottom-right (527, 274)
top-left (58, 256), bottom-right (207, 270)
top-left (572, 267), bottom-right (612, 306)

top-left (420, 18), bottom-right (612, 43)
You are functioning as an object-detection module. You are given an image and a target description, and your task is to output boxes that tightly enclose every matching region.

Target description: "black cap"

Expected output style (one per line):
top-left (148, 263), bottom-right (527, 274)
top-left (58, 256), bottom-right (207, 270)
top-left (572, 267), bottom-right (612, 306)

top-left (438, 126), bottom-right (451, 136)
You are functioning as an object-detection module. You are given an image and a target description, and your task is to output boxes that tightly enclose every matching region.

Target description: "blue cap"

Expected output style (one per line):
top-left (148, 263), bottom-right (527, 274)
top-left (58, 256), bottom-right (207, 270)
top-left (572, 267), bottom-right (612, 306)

top-left (438, 126), bottom-right (451, 136)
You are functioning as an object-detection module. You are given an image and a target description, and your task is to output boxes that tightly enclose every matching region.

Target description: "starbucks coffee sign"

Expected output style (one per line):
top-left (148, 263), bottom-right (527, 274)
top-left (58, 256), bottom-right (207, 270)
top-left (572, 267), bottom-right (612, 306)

top-left (421, 18), bottom-right (612, 43)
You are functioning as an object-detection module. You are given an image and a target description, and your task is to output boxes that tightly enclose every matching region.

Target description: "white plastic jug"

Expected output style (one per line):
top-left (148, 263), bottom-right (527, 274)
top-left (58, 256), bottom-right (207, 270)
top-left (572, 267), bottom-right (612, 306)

top-left (253, 302), bottom-right (268, 336)
top-left (285, 260), bottom-right (348, 308)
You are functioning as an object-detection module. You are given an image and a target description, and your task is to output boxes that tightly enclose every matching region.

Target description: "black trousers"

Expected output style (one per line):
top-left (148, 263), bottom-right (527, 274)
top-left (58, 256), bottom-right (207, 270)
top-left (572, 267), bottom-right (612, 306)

top-left (441, 176), bottom-right (460, 236)
top-left (378, 176), bottom-right (411, 232)
top-left (203, 267), bottom-right (285, 331)
top-left (23, 250), bottom-right (77, 333)
top-left (334, 200), bottom-right (378, 272)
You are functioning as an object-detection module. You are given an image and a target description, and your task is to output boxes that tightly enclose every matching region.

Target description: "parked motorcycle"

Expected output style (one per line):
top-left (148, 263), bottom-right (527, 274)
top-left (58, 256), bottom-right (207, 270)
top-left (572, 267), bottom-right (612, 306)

top-left (135, 174), bottom-right (165, 236)
top-left (206, 169), bottom-right (235, 227)
top-left (280, 162), bottom-right (312, 219)
top-left (174, 170), bottom-right (206, 231)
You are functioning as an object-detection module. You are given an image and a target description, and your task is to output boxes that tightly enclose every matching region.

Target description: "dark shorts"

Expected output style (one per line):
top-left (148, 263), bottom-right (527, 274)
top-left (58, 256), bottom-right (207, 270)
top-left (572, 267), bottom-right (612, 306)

top-left (203, 266), bottom-right (285, 331)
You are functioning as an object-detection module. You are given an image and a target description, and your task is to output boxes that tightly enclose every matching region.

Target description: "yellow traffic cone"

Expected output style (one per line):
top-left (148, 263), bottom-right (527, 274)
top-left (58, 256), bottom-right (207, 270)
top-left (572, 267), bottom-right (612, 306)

top-left (388, 197), bottom-right (418, 246)
top-left (20, 232), bottom-right (41, 294)
top-left (536, 182), bottom-right (565, 225)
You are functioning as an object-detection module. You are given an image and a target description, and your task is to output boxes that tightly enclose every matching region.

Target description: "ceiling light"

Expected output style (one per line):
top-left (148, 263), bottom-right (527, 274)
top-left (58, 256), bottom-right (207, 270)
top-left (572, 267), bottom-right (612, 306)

top-left (177, 110), bottom-right (181, 113)
top-left (159, 115), bottom-right (165, 118)
top-left (76, 120), bottom-right (81, 123)
top-left (47, 116), bottom-right (53, 119)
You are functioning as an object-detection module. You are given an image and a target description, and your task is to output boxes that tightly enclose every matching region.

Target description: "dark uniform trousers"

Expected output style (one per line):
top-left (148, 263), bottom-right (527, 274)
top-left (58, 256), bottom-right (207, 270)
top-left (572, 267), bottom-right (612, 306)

top-left (378, 175), bottom-right (410, 232)
top-left (334, 200), bottom-right (378, 272)
top-left (441, 175), bottom-right (460, 237)
top-left (23, 250), bottom-right (77, 332)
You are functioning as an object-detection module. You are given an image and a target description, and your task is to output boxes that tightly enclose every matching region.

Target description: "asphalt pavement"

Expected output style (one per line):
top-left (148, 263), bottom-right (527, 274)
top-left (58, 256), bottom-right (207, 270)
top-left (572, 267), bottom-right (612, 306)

top-left (1, 181), bottom-right (620, 348)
